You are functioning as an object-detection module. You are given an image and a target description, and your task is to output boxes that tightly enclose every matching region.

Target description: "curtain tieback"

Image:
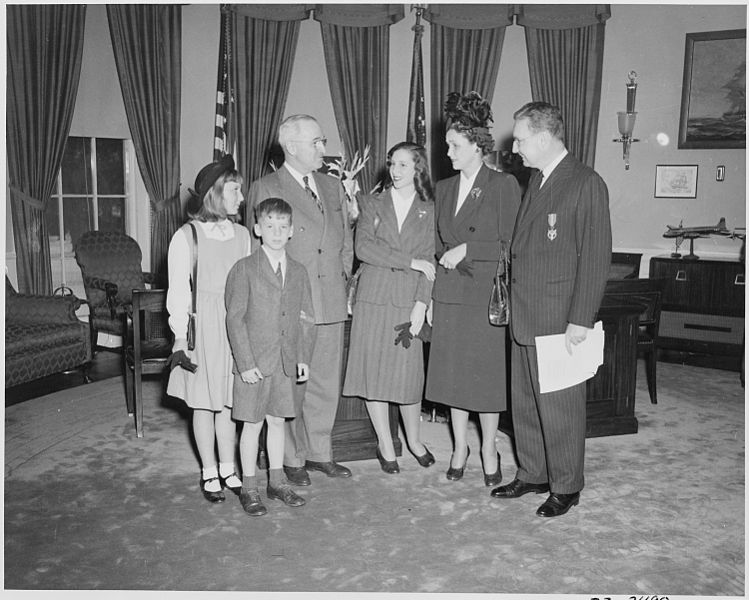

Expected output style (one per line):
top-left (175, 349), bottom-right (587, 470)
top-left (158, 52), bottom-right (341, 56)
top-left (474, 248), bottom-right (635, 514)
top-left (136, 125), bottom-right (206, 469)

top-left (9, 185), bottom-right (44, 210)
top-left (153, 192), bottom-right (181, 213)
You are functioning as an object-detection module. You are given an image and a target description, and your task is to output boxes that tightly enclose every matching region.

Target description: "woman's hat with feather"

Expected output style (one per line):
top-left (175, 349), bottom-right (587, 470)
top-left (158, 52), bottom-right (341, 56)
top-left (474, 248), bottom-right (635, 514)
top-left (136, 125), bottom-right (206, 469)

top-left (444, 91), bottom-right (495, 153)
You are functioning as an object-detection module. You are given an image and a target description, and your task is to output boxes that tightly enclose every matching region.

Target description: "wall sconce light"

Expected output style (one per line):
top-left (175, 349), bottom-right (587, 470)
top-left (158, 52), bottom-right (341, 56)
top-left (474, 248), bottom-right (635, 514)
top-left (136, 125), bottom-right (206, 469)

top-left (614, 71), bottom-right (639, 170)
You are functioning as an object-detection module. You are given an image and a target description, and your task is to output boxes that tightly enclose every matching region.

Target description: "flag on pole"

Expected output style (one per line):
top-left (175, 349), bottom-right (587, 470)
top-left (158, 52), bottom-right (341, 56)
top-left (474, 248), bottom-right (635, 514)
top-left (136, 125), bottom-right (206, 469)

top-left (213, 8), bottom-right (231, 161)
top-left (407, 6), bottom-right (427, 148)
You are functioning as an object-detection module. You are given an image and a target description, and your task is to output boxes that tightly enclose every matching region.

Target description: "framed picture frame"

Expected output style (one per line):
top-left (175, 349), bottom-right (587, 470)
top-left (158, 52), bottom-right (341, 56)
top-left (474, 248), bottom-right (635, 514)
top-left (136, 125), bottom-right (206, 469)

top-left (654, 165), bottom-right (698, 198)
top-left (678, 29), bottom-right (746, 149)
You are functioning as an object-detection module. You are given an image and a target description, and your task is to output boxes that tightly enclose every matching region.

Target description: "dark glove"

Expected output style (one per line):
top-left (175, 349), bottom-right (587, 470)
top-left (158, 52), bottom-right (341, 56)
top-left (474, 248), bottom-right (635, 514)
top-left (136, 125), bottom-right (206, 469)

top-left (394, 322), bottom-right (413, 348)
top-left (166, 350), bottom-right (197, 373)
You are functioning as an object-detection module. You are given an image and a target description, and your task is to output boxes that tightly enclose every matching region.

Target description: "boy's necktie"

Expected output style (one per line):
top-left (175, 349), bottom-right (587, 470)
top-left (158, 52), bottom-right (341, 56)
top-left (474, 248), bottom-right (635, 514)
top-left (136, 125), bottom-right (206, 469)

top-left (275, 263), bottom-right (283, 287)
top-left (303, 175), bottom-right (323, 213)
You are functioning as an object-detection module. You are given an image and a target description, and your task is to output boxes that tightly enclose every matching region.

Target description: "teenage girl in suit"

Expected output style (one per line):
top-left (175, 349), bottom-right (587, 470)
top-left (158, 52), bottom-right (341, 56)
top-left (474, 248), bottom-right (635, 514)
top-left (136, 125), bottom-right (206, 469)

top-left (166, 155), bottom-right (251, 503)
top-left (343, 142), bottom-right (437, 473)
top-left (425, 92), bottom-right (521, 485)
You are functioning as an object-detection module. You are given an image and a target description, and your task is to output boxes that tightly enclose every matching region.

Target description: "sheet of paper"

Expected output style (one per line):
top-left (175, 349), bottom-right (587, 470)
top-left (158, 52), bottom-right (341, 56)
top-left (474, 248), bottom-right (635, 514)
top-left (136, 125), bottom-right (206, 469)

top-left (535, 321), bottom-right (604, 394)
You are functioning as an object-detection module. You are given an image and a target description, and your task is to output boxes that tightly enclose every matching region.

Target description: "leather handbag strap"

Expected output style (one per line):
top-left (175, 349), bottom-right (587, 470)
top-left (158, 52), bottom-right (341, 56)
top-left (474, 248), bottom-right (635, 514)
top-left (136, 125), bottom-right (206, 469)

top-left (188, 222), bottom-right (198, 315)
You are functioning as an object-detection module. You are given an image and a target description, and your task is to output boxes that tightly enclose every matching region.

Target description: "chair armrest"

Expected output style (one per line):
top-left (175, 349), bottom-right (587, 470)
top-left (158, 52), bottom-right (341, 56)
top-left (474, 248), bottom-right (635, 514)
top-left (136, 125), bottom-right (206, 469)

top-left (6, 293), bottom-right (83, 324)
top-left (84, 276), bottom-right (120, 318)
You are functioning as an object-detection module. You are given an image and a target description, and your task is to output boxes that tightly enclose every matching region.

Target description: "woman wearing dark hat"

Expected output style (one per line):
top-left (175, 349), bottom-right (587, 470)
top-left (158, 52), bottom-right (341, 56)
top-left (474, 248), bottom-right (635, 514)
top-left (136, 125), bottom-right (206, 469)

top-left (166, 155), bottom-right (251, 503)
top-left (425, 91), bottom-right (521, 486)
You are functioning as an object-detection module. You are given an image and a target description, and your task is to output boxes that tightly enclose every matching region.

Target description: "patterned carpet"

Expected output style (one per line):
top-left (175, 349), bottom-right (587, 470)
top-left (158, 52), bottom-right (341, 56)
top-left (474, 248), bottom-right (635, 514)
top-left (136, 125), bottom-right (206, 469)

top-left (4, 361), bottom-right (745, 596)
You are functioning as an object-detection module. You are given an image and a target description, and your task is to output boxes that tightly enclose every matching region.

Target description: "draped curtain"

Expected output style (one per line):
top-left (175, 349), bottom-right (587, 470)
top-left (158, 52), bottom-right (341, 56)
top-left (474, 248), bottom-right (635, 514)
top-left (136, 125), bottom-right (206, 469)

top-left (7, 5), bottom-right (86, 294)
top-left (228, 3), bottom-right (308, 224)
top-left (107, 5), bottom-right (182, 286)
top-left (315, 4), bottom-right (404, 194)
top-left (518, 4), bottom-right (611, 168)
top-left (425, 5), bottom-right (513, 182)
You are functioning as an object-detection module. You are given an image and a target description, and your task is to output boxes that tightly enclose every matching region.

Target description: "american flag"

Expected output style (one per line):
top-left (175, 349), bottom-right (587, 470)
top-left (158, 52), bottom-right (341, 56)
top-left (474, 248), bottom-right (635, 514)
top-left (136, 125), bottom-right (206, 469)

top-left (406, 6), bottom-right (427, 147)
top-left (213, 8), bottom-right (231, 161)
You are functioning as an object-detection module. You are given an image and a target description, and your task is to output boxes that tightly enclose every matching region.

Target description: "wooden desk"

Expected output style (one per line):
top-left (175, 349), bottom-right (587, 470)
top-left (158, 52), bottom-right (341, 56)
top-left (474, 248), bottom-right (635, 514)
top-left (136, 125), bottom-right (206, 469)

top-left (499, 297), bottom-right (643, 438)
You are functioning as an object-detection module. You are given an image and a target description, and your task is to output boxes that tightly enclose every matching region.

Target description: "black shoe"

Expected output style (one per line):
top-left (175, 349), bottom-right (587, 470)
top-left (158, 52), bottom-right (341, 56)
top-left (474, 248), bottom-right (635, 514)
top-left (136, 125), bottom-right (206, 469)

top-left (305, 460), bottom-right (352, 478)
top-left (219, 471), bottom-right (242, 496)
top-left (267, 482), bottom-right (306, 507)
top-left (239, 488), bottom-right (267, 516)
top-left (414, 446), bottom-right (436, 468)
top-left (283, 465), bottom-right (311, 486)
top-left (376, 447), bottom-right (400, 474)
top-left (490, 478), bottom-right (550, 498)
top-left (483, 453), bottom-right (502, 487)
top-left (445, 447), bottom-right (470, 481)
top-left (200, 477), bottom-right (226, 503)
top-left (536, 492), bottom-right (580, 517)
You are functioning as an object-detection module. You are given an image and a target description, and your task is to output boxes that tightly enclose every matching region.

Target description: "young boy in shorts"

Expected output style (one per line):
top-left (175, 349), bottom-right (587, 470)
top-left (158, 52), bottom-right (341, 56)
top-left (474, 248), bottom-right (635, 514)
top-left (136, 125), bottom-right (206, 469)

top-left (225, 197), bottom-right (316, 516)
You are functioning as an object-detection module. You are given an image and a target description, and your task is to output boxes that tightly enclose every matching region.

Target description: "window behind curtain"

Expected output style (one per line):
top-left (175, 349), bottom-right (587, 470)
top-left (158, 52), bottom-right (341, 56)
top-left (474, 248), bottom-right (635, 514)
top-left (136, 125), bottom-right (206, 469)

top-left (45, 136), bottom-right (129, 293)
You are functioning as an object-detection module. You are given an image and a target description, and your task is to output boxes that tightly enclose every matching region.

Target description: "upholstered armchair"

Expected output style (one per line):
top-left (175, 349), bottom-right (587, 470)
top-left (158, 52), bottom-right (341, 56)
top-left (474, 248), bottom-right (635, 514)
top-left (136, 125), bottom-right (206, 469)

top-left (5, 277), bottom-right (92, 387)
top-left (74, 231), bottom-right (154, 349)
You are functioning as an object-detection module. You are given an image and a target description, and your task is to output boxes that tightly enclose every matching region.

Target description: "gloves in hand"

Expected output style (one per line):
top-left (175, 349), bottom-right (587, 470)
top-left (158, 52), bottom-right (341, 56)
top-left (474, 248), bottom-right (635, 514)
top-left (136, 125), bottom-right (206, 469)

top-left (394, 321), bottom-right (432, 348)
top-left (166, 350), bottom-right (198, 373)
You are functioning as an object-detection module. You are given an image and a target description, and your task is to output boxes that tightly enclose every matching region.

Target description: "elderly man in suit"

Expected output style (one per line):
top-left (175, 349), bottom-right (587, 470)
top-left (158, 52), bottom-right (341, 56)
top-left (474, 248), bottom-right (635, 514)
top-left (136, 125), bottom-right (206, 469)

top-left (491, 102), bottom-right (611, 517)
top-left (248, 114), bottom-right (354, 485)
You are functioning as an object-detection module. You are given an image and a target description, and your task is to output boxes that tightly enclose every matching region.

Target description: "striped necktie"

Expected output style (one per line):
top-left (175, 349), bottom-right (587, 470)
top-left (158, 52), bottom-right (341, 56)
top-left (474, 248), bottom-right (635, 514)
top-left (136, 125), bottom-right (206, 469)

top-left (275, 262), bottom-right (283, 287)
top-left (303, 175), bottom-right (323, 213)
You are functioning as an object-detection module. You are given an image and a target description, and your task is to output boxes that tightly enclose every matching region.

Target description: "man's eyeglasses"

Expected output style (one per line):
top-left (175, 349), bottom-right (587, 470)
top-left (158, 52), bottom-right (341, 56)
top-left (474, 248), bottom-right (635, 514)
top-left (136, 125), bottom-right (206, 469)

top-left (291, 138), bottom-right (327, 148)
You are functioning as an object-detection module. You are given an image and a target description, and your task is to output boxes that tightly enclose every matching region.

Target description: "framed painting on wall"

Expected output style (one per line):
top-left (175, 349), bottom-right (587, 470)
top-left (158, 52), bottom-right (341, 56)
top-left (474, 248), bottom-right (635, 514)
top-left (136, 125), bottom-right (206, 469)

top-left (678, 29), bottom-right (746, 149)
top-left (654, 165), bottom-right (698, 198)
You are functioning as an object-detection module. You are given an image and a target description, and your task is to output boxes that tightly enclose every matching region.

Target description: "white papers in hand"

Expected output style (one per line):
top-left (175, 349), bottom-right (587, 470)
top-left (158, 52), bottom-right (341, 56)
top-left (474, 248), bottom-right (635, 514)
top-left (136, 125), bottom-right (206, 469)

top-left (535, 321), bottom-right (604, 393)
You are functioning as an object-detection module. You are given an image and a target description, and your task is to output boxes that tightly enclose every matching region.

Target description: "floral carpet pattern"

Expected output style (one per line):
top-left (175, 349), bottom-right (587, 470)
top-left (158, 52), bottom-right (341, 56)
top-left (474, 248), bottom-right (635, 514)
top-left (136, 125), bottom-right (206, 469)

top-left (4, 362), bottom-right (745, 596)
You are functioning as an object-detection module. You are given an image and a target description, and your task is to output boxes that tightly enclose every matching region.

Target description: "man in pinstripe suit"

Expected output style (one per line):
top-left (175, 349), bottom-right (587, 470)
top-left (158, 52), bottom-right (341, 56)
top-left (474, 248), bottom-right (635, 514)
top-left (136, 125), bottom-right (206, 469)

top-left (491, 102), bottom-right (611, 517)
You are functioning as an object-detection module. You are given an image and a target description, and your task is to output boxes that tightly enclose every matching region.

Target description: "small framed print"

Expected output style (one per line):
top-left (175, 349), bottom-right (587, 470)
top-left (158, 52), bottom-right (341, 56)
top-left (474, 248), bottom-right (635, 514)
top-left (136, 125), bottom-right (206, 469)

top-left (654, 165), bottom-right (698, 199)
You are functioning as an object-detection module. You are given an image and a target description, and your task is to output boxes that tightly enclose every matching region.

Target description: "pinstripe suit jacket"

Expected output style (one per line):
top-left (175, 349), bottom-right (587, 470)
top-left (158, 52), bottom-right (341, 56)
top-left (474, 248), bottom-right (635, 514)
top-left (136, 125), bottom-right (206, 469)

top-left (433, 164), bottom-right (521, 307)
top-left (248, 166), bottom-right (354, 325)
top-left (354, 190), bottom-right (435, 308)
top-left (509, 153), bottom-right (612, 346)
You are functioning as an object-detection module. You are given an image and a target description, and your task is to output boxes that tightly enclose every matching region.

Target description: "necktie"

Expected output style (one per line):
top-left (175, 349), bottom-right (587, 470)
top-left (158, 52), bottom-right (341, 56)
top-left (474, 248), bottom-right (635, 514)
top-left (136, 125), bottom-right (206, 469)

top-left (303, 175), bottom-right (323, 213)
top-left (275, 263), bottom-right (283, 287)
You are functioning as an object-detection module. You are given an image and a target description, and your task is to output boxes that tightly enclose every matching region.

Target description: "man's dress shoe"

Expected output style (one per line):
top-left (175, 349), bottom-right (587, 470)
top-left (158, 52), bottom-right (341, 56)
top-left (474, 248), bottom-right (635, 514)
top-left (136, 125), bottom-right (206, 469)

top-left (490, 478), bottom-right (550, 498)
top-left (200, 477), bottom-right (226, 503)
top-left (267, 483), bottom-right (306, 507)
top-left (283, 466), bottom-right (311, 486)
top-left (536, 492), bottom-right (580, 517)
top-left (305, 460), bottom-right (352, 478)
top-left (239, 489), bottom-right (267, 516)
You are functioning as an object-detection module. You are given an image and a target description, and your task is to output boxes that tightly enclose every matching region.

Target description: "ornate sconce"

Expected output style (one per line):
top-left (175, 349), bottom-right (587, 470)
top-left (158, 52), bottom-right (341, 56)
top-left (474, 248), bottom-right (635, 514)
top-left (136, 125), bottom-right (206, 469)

top-left (614, 71), bottom-right (639, 169)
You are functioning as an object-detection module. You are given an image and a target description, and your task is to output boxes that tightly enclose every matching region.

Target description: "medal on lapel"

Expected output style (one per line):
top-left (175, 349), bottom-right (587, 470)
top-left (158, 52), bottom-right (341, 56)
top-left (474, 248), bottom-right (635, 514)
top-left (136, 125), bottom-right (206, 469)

top-left (547, 213), bottom-right (557, 241)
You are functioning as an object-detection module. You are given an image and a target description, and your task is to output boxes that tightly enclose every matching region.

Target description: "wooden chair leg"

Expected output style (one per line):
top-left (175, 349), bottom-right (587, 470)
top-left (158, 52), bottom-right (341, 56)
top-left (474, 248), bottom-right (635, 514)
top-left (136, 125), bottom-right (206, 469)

top-left (125, 365), bottom-right (135, 416)
top-left (646, 348), bottom-right (657, 404)
top-left (134, 364), bottom-right (144, 438)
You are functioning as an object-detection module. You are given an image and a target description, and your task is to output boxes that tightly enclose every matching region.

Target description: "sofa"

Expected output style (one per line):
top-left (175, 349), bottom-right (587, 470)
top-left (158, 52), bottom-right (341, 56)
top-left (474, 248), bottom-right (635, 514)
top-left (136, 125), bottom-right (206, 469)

top-left (5, 277), bottom-right (92, 388)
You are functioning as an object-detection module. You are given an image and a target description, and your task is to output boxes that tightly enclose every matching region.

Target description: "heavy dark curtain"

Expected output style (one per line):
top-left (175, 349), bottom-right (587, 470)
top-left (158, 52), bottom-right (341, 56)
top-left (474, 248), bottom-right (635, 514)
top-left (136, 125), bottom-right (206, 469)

top-left (107, 5), bottom-right (182, 286)
top-left (425, 5), bottom-right (513, 181)
top-left (518, 4), bottom-right (611, 168)
top-left (228, 3), bottom-right (309, 217)
top-left (315, 4), bottom-right (404, 194)
top-left (7, 5), bottom-right (86, 294)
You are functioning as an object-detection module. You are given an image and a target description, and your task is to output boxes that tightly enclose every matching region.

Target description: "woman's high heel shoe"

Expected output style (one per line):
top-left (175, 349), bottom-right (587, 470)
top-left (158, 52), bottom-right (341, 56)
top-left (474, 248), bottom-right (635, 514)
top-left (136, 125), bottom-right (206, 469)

top-left (445, 447), bottom-right (470, 481)
top-left (376, 447), bottom-right (400, 474)
top-left (483, 452), bottom-right (502, 487)
top-left (414, 445), bottom-right (436, 468)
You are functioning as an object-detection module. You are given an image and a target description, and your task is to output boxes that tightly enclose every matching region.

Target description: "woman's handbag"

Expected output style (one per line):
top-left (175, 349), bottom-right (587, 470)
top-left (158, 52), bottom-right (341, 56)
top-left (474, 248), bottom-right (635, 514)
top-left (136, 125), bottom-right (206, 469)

top-left (488, 241), bottom-right (510, 327)
top-left (187, 223), bottom-right (198, 350)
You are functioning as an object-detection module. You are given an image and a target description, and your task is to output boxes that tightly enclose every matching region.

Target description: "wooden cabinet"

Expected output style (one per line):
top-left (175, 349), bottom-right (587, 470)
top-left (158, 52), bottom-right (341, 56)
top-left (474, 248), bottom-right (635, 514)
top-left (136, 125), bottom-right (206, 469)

top-left (649, 256), bottom-right (745, 357)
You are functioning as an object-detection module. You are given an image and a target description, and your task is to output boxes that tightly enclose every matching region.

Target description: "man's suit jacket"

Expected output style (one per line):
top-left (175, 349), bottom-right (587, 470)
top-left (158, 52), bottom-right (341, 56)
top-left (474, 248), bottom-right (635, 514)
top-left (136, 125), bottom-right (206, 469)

top-left (248, 166), bottom-right (354, 325)
top-left (433, 164), bottom-right (521, 307)
top-left (354, 190), bottom-right (435, 308)
top-left (509, 153), bottom-right (612, 346)
top-left (225, 250), bottom-right (316, 378)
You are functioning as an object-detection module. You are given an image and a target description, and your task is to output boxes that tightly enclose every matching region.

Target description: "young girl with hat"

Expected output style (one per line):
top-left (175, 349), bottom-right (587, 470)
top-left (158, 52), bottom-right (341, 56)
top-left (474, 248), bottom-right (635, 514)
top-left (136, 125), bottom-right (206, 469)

top-left (166, 155), bottom-right (251, 503)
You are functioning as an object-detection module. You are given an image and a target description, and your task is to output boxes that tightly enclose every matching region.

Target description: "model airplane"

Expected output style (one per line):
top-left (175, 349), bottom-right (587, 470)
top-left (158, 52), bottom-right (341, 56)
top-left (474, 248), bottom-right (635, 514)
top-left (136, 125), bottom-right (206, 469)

top-left (663, 218), bottom-right (731, 239)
